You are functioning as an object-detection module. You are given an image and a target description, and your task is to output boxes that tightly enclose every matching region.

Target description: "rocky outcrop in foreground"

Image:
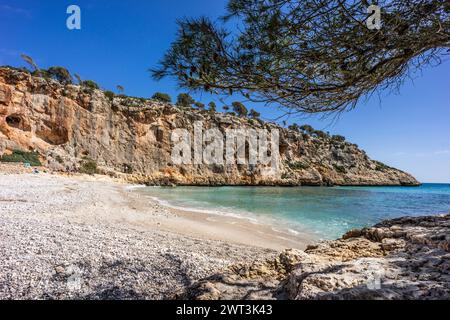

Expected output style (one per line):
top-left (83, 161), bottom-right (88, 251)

top-left (0, 67), bottom-right (418, 186)
top-left (178, 215), bottom-right (450, 300)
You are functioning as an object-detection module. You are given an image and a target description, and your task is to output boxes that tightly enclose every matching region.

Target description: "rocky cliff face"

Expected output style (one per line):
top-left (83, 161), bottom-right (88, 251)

top-left (0, 67), bottom-right (419, 186)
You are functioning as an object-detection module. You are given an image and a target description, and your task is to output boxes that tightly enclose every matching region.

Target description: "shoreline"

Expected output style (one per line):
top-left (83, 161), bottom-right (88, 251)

top-left (0, 163), bottom-right (315, 251)
top-left (147, 195), bottom-right (314, 251)
top-left (0, 170), bottom-right (311, 299)
top-left (1, 168), bottom-right (448, 300)
top-left (120, 183), bottom-right (315, 251)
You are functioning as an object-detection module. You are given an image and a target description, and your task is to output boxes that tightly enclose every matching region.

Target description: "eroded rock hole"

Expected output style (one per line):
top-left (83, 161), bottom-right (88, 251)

top-left (5, 115), bottom-right (30, 131)
top-left (35, 120), bottom-right (69, 145)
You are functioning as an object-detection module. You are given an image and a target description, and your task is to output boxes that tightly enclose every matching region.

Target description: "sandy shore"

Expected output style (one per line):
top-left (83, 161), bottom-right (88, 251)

top-left (0, 170), bottom-right (313, 299)
top-left (130, 189), bottom-right (313, 251)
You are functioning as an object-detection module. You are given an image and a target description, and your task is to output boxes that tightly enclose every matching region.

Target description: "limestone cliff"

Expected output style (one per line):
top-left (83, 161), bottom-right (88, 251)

top-left (0, 67), bottom-right (419, 186)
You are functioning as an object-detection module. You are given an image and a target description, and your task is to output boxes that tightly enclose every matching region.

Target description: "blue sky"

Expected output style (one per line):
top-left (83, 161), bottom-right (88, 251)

top-left (1, 0), bottom-right (449, 182)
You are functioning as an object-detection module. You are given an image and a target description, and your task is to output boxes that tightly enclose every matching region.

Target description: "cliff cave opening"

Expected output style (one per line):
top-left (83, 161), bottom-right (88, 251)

top-left (36, 125), bottom-right (69, 145)
top-left (5, 115), bottom-right (30, 131)
top-left (6, 115), bottom-right (21, 128)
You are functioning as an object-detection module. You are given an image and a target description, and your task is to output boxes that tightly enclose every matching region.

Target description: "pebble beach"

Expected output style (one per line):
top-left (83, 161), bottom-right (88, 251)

top-left (0, 168), bottom-right (282, 299)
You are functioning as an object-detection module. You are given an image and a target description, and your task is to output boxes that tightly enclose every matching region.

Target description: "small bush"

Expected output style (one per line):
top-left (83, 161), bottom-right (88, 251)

top-left (152, 92), bottom-right (172, 103)
top-left (0, 150), bottom-right (41, 166)
top-left (79, 158), bottom-right (98, 175)
top-left (332, 135), bottom-right (346, 142)
top-left (374, 161), bottom-right (391, 172)
top-left (208, 102), bottom-right (217, 112)
top-left (300, 125), bottom-right (314, 133)
top-left (333, 164), bottom-right (347, 174)
top-left (176, 93), bottom-right (195, 108)
top-left (46, 66), bottom-right (73, 85)
top-left (81, 80), bottom-right (99, 90)
top-left (288, 161), bottom-right (309, 170)
top-left (232, 101), bottom-right (248, 117)
top-left (194, 102), bottom-right (205, 110)
top-left (104, 90), bottom-right (115, 101)
top-left (288, 123), bottom-right (300, 132)
top-left (313, 130), bottom-right (328, 139)
top-left (249, 109), bottom-right (260, 119)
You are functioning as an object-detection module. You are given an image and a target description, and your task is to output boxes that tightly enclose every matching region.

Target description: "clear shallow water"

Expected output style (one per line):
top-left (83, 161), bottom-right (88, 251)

top-left (139, 184), bottom-right (450, 240)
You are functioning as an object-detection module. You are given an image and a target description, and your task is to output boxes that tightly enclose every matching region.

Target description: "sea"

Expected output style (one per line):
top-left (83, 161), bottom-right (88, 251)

top-left (136, 183), bottom-right (450, 240)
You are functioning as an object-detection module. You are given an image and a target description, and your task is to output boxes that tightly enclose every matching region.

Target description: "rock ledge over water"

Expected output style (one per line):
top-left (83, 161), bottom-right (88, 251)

top-left (178, 214), bottom-right (450, 300)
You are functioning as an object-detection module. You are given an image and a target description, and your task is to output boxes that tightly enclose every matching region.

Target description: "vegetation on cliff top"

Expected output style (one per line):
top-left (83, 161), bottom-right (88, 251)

top-left (152, 92), bottom-right (172, 103)
top-left (2, 64), bottom-right (347, 144)
top-left (0, 66), bottom-right (420, 185)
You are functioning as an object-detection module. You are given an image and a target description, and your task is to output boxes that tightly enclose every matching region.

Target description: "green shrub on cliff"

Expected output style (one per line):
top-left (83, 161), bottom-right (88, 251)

top-left (313, 130), bottom-right (328, 139)
top-left (81, 80), bottom-right (100, 90)
top-left (288, 161), bottom-right (309, 170)
top-left (232, 101), bottom-right (248, 117)
top-left (79, 158), bottom-right (98, 175)
top-left (288, 123), bottom-right (300, 132)
top-left (194, 102), bottom-right (205, 110)
top-left (176, 93), bottom-right (195, 109)
top-left (332, 135), bottom-right (346, 142)
top-left (152, 92), bottom-right (172, 103)
top-left (374, 161), bottom-right (391, 172)
top-left (249, 109), bottom-right (260, 119)
top-left (300, 125), bottom-right (314, 134)
top-left (208, 102), bottom-right (217, 113)
top-left (104, 91), bottom-right (115, 101)
top-left (46, 66), bottom-right (73, 85)
top-left (0, 150), bottom-right (41, 166)
top-left (333, 164), bottom-right (347, 174)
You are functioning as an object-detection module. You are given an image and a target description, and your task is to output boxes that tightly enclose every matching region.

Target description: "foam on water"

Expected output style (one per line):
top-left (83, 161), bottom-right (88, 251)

top-left (135, 184), bottom-right (450, 239)
top-left (147, 195), bottom-right (261, 223)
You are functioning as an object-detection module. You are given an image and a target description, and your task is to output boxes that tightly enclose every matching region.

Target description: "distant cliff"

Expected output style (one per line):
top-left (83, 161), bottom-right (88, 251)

top-left (0, 67), bottom-right (419, 186)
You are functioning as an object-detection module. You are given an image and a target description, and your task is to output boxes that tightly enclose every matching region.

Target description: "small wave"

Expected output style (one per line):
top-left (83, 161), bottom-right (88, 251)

top-left (124, 184), bottom-right (147, 190)
top-left (287, 228), bottom-right (300, 235)
top-left (147, 195), bottom-right (261, 223)
top-left (135, 190), bottom-right (315, 240)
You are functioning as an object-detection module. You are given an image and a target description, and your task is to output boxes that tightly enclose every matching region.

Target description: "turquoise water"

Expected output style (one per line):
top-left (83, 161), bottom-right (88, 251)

top-left (139, 184), bottom-right (450, 239)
